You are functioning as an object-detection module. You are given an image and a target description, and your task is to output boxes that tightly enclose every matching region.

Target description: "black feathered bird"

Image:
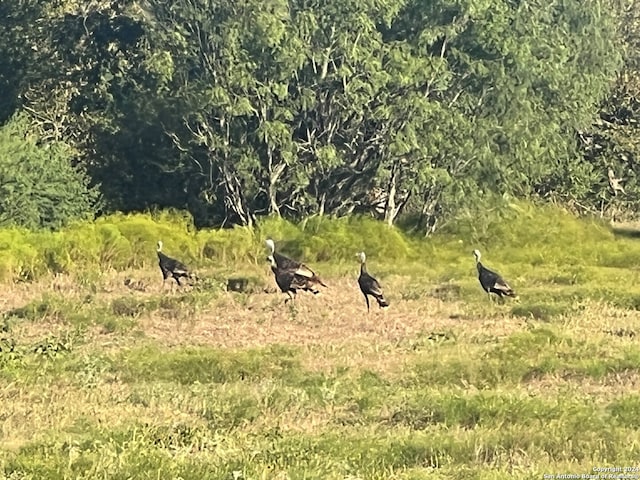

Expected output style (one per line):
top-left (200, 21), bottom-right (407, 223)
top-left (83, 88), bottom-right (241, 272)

top-left (157, 240), bottom-right (195, 289)
top-left (473, 249), bottom-right (516, 300)
top-left (265, 238), bottom-right (328, 289)
top-left (267, 254), bottom-right (320, 303)
top-left (356, 251), bottom-right (389, 312)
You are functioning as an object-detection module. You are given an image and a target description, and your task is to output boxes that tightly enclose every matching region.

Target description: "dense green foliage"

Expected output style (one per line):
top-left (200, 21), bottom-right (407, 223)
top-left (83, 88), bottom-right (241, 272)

top-left (579, 0), bottom-right (640, 220)
top-left (0, 201), bottom-right (639, 286)
top-left (0, 0), bottom-right (635, 229)
top-left (0, 114), bottom-right (99, 230)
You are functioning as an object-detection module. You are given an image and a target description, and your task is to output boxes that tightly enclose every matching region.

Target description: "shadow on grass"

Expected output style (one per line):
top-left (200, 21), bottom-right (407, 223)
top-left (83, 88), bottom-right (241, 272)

top-left (613, 226), bottom-right (640, 240)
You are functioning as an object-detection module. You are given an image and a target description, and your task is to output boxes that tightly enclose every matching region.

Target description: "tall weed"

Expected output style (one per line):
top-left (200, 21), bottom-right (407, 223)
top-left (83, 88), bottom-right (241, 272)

top-left (0, 201), bottom-right (640, 283)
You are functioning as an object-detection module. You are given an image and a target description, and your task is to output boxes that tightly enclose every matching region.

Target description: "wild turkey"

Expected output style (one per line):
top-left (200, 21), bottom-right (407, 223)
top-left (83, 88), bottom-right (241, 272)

top-left (157, 240), bottom-right (195, 288)
top-left (473, 249), bottom-right (516, 300)
top-left (265, 238), bottom-right (328, 289)
top-left (356, 251), bottom-right (389, 311)
top-left (267, 254), bottom-right (320, 303)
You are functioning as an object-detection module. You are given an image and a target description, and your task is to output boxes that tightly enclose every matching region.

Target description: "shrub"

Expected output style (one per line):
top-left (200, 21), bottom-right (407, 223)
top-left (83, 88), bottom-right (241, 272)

top-left (0, 200), bottom-right (638, 283)
top-left (0, 112), bottom-right (100, 230)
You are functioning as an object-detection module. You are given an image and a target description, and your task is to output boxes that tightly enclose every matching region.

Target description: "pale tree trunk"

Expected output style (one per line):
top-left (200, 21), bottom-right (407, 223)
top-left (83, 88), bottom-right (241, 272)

top-left (221, 161), bottom-right (254, 227)
top-left (383, 160), bottom-right (410, 226)
top-left (384, 169), bottom-right (397, 227)
top-left (318, 192), bottom-right (326, 216)
top-left (419, 189), bottom-right (442, 237)
top-left (267, 150), bottom-right (285, 216)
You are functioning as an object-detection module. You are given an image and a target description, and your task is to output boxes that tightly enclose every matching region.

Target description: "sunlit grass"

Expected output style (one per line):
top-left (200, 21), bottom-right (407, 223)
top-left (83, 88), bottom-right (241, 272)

top-left (2, 204), bottom-right (640, 478)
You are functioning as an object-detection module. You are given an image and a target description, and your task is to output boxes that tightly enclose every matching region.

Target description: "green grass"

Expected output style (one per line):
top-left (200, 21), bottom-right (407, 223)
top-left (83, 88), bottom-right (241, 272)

top-left (3, 315), bottom-right (640, 477)
top-left (3, 203), bottom-right (640, 478)
top-left (1, 198), bottom-right (639, 283)
top-left (118, 344), bottom-right (303, 384)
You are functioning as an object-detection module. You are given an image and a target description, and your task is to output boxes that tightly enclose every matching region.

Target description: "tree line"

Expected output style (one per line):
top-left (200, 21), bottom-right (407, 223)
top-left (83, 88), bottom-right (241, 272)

top-left (0, 0), bottom-right (638, 232)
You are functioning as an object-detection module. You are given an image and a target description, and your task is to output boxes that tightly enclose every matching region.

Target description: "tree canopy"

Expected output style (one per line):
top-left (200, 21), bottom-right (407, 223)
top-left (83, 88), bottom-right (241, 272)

top-left (0, 0), bottom-right (634, 230)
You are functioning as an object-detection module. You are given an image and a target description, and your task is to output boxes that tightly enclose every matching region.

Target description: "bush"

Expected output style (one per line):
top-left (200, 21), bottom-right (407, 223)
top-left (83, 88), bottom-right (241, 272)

top-left (0, 201), bottom-right (638, 283)
top-left (0, 112), bottom-right (100, 230)
top-left (256, 215), bottom-right (413, 263)
top-left (433, 200), bottom-right (640, 269)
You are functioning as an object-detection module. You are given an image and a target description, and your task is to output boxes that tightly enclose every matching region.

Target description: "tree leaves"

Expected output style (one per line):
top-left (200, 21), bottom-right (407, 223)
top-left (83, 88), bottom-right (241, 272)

top-left (0, 0), bottom-right (628, 230)
top-left (0, 113), bottom-right (100, 229)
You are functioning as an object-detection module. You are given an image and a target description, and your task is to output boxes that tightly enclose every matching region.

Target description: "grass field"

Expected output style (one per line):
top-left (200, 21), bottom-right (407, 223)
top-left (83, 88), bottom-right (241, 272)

top-left (2, 208), bottom-right (640, 479)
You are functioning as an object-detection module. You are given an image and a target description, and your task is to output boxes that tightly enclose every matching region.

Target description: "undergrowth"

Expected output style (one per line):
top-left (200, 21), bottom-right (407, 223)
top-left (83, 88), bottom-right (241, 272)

top-left (0, 200), bottom-right (639, 286)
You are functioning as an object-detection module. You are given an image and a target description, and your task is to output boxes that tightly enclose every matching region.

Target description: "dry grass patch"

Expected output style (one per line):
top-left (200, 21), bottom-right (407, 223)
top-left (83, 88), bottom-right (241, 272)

top-left (137, 276), bottom-right (525, 351)
top-left (3, 265), bottom-right (640, 479)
